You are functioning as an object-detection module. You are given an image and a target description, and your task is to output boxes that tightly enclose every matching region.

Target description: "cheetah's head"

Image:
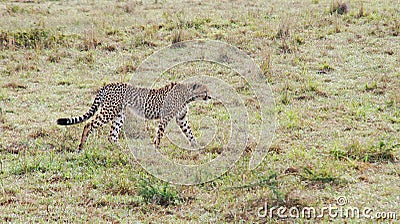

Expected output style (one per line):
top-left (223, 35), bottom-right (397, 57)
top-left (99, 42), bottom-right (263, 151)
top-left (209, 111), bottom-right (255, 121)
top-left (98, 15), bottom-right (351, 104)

top-left (187, 82), bottom-right (212, 102)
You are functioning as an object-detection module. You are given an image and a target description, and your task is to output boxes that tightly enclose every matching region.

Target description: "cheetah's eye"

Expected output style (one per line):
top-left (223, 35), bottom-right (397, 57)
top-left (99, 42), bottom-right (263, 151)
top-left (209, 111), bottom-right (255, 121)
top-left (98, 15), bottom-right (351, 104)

top-left (203, 91), bottom-right (211, 100)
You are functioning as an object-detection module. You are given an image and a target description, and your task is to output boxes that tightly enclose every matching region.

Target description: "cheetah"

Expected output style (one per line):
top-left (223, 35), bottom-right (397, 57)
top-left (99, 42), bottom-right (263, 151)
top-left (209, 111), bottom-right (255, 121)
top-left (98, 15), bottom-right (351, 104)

top-left (57, 82), bottom-right (212, 150)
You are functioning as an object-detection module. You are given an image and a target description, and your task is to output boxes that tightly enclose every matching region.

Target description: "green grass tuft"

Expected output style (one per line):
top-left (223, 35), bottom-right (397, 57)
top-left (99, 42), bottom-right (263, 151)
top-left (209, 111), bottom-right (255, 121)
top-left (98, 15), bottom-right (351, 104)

top-left (137, 179), bottom-right (182, 206)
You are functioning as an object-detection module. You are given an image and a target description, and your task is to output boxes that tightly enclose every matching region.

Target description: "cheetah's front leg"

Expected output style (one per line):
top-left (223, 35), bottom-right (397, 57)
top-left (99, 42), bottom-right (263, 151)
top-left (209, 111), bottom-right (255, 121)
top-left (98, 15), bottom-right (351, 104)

top-left (176, 108), bottom-right (198, 147)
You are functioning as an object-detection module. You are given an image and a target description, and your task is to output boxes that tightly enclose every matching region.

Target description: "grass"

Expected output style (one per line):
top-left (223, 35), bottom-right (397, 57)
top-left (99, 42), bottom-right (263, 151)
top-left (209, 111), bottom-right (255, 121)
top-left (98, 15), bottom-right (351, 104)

top-left (137, 178), bottom-right (182, 206)
top-left (0, 0), bottom-right (399, 222)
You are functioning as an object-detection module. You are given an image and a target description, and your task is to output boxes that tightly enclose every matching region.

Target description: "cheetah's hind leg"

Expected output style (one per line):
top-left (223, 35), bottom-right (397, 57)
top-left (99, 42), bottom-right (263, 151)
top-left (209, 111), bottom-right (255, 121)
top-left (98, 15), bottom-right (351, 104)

top-left (79, 112), bottom-right (112, 151)
top-left (108, 111), bottom-right (125, 144)
top-left (154, 116), bottom-right (173, 148)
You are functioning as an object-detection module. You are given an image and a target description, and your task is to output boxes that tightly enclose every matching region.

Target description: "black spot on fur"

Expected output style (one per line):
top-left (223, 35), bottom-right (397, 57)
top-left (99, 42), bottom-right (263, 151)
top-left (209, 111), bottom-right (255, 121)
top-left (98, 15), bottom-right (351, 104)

top-left (192, 83), bottom-right (200, 90)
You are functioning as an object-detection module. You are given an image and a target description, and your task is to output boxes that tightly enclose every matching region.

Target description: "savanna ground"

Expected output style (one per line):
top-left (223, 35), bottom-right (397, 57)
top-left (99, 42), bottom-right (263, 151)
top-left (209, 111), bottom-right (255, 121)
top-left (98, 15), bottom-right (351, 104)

top-left (0, 0), bottom-right (399, 222)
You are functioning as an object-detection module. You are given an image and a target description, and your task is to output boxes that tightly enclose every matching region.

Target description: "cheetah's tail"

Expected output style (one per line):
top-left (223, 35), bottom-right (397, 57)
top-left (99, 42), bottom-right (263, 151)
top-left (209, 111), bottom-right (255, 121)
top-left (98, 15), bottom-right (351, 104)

top-left (56, 87), bottom-right (105, 126)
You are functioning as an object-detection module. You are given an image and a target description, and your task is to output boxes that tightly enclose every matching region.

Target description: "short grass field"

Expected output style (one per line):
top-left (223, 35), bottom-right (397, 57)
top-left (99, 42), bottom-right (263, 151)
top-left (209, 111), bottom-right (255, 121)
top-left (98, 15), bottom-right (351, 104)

top-left (1, 0), bottom-right (399, 222)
